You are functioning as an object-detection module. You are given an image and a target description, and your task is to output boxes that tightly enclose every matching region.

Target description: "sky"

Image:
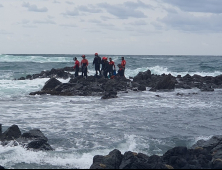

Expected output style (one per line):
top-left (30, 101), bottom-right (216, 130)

top-left (0, 0), bottom-right (222, 55)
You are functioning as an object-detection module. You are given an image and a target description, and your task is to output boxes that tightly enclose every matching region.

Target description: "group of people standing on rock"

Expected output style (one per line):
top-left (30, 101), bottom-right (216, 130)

top-left (73, 53), bottom-right (126, 79)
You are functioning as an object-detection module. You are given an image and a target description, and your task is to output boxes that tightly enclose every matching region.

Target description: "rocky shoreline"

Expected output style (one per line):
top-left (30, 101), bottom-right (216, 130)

top-left (90, 135), bottom-right (222, 169)
top-left (1, 124), bottom-right (222, 169)
top-left (22, 66), bottom-right (222, 99)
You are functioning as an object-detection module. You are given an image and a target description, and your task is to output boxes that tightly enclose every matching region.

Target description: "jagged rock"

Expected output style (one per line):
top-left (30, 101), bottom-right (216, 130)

top-left (26, 75), bottom-right (32, 80)
top-left (152, 74), bottom-right (176, 91)
top-left (0, 125), bottom-right (21, 141)
top-left (90, 135), bottom-right (222, 169)
top-left (138, 85), bottom-right (146, 91)
top-left (42, 78), bottom-right (62, 91)
top-left (0, 166), bottom-right (4, 169)
top-left (18, 77), bottom-right (25, 80)
top-left (27, 67), bottom-right (222, 97)
top-left (0, 125), bottom-right (53, 151)
top-left (18, 129), bottom-right (53, 151)
top-left (133, 70), bottom-right (151, 82)
top-left (119, 151), bottom-right (151, 169)
top-left (101, 91), bottom-right (118, 99)
top-left (90, 149), bottom-right (123, 169)
top-left (211, 159), bottom-right (222, 169)
top-left (200, 85), bottom-right (214, 92)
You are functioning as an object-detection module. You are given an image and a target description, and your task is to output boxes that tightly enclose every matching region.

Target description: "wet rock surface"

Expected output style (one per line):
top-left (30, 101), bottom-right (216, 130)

top-left (27, 67), bottom-right (222, 99)
top-left (89, 135), bottom-right (222, 169)
top-left (0, 124), bottom-right (53, 151)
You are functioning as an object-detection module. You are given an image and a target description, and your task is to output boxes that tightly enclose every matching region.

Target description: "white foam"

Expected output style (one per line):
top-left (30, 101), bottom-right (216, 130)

top-left (0, 144), bottom-right (93, 169)
top-left (124, 65), bottom-right (222, 78)
top-left (194, 135), bottom-right (213, 144)
top-left (0, 55), bottom-right (72, 63)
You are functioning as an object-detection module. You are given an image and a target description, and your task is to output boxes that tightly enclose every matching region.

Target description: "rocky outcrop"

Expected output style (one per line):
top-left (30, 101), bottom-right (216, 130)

top-left (0, 124), bottom-right (53, 151)
top-left (149, 74), bottom-right (176, 92)
top-left (30, 75), bottom-right (131, 99)
top-left (18, 67), bottom-right (75, 80)
top-left (89, 135), bottom-right (222, 169)
top-left (27, 67), bottom-right (222, 99)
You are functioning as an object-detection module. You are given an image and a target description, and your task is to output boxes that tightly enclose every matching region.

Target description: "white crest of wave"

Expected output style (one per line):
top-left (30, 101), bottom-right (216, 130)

top-left (0, 144), bottom-right (95, 169)
top-left (0, 55), bottom-right (71, 63)
top-left (194, 135), bottom-right (213, 144)
top-left (117, 134), bottom-right (137, 153)
top-left (125, 65), bottom-right (222, 78)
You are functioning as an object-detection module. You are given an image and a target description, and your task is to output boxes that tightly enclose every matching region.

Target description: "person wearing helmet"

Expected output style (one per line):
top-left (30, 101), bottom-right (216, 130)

top-left (81, 55), bottom-right (88, 78)
top-left (117, 57), bottom-right (126, 77)
top-left (93, 53), bottom-right (101, 76)
top-left (73, 57), bottom-right (79, 77)
top-left (108, 58), bottom-right (116, 77)
top-left (101, 57), bottom-right (109, 78)
top-left (101, 57), bottom-right (107, 76)
top-left (120, 57), bottom-right (126, 77)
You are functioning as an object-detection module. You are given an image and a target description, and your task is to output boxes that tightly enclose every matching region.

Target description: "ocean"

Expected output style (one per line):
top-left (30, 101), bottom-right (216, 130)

top-left (0, 54), bottom-right (222, 169)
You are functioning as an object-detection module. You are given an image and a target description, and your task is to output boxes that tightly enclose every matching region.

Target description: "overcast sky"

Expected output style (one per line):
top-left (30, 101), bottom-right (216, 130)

top-left (0, 0), bottom-right (222, 55)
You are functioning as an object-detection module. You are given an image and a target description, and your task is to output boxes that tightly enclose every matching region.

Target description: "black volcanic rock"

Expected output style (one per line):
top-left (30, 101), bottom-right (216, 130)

top-left (90, 135), bottom-right (222, 169)
top-left (0, 125), bottom-right (53, 151)
top-left (0, 125), bottom-right (21, 141)
top-left (42, 78), bottom-right (62, 91)
top-left (27, 67), bottom-right (222, 98)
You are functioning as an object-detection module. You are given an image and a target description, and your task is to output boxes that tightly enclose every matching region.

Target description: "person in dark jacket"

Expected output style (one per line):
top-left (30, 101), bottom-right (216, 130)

top-left (102, 57), bottom-right (109, 78)
top-left (93, 53), bottom-right (101, 76)
top-left (101, 57), bottom-right (106, 76)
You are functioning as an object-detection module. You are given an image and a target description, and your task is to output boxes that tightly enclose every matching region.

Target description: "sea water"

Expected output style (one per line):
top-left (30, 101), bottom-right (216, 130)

top-left (0, 54), bottom-right (222, 169)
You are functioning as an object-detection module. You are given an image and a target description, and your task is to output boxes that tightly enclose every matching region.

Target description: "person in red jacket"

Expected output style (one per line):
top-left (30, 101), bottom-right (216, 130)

top-left (81, 55), bottom-right (88, 78)
top-left (108, 58), bottom-right (116, 77)
top-left (73, 57), bottom-right (80, 77)
top-left (119, 57), bottom-right (126, 77)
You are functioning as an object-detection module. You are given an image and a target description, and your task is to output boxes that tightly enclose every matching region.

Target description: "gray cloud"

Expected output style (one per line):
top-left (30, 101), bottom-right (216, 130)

top-left (78, 5), bottom-right (102, 13)
top-left (33, 19), bottom-right (56, 25)
top-left (60, 24), bottom-right (77, 27)
top-left (158, 12), bottom-right (222, 33)
top-left (64, 9), bottom-right (79, 16)
top-left (53, 0), bottom-right (60, 4)
top-left (0, 29), bottom-right (12, 34)
top-left (20, 19), bottom-right (30, 25)
top-left (124, 0), bottom-right (153, 9)
top-left (100, 16), bottom-right (112, 21)
top-left (0, 4), bottom-right (3, 7)
top-left (22, 2), bottom-right (48, 12)
top-left (88, 19), bottom-right (101, 24)
top-left (97, 0), bottom-right (150, 19)
top-left (66, 1), bottom-right (75, 5)
top-left (128, 20), bottom-right (147, 26)
top-left (163, 0), bottom-right (222, 13)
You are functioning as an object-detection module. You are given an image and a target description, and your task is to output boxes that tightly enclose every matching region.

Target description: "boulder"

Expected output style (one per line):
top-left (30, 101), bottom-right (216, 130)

top-left (133, 70), bottom-right (151, 82)
top-left (138, 85), bottom-right (146, 91)
top-left (90, 149), bottom-right (123, 169)
top-left (149, 75), bottom-right (176, 91)
top-left (0, 125), bottom-right (21, 141)
top-left (42, 78), bottom-right (62, 91)
top-left (101, 91), bottom-right (118, 99)
top-left (0, 125), bottom-right (53, 151)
